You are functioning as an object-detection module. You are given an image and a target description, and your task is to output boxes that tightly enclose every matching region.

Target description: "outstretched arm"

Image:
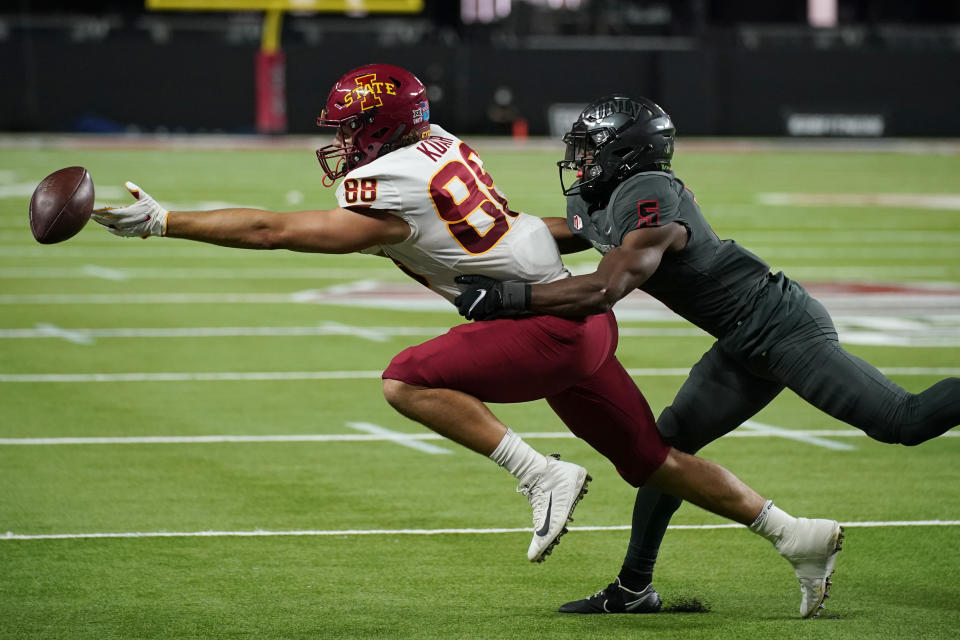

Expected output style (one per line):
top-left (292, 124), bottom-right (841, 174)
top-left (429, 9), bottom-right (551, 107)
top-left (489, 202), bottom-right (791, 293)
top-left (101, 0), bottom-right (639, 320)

top-left (92, 181), bottom-right (409, 253)
top-left (529, 223), bottom-right (684, 316)
top-left (455, 222), bottom-right (686, 320)
top-left (166, 205), bottom-right (408, 253)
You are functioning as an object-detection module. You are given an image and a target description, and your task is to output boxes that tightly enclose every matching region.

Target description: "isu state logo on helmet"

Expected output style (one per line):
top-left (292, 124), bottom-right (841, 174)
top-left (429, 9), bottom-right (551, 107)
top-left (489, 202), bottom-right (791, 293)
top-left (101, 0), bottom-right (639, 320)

top-left (316, 64), bottom-right (432, 181)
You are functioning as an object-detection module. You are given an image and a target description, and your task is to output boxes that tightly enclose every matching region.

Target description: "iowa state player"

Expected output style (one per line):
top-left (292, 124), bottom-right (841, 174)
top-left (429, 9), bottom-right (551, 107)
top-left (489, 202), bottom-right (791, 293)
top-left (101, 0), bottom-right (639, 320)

top-left (93, 65), bottom-right (842, 616)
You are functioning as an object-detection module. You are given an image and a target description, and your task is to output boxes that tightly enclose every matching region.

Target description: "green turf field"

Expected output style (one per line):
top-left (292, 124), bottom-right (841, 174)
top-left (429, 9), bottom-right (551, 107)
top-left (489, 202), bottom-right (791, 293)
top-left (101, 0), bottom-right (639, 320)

top-left (1, 138), bottom-right (958, 639)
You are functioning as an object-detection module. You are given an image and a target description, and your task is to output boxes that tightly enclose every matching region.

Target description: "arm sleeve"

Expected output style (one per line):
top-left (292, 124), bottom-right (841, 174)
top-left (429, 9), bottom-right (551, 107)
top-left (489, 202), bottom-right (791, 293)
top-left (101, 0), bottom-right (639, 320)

top-left (608, 174), bottom-right (682, 245)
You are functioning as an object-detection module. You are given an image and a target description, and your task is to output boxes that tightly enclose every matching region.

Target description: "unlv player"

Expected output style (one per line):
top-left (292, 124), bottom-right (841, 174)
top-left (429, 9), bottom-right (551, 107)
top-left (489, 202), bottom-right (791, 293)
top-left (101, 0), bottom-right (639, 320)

top-left (93, 66), bottom-right (841, 615)
top-left (456, 95), bottom-right (960, 615)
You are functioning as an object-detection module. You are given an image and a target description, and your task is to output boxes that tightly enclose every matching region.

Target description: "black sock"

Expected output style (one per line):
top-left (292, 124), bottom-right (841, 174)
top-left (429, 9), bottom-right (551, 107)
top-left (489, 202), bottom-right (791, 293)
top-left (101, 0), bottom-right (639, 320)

top-left (618, 567), bottom-right (653, 592)
top-left (617, 487), bottom-right (684, 591)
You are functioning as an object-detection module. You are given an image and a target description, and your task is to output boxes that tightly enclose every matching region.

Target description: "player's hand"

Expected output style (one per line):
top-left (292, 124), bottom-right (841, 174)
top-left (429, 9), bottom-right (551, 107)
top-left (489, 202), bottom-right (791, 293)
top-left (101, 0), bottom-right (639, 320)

top-left (454, 275), bottom-right (530, 321)
top-left (91, 182), bottom-right (168, 238)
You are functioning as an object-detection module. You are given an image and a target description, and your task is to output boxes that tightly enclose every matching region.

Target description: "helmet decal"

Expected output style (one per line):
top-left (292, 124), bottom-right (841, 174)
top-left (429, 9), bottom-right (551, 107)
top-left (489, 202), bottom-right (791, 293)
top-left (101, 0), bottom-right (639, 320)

top-left (344, 72), bottom-right (395, 111)
top-left (316, 64), bottom-right (431, 182)
top-left (412, 101), bottom-right (429, 125)
top-left (586, 97), bottom-right (649, 121)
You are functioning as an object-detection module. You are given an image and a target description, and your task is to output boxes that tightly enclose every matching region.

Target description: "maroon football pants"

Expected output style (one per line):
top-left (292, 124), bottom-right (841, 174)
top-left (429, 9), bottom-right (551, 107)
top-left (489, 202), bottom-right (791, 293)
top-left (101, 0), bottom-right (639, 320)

top-left (382, 311), bottom-right (669, 486)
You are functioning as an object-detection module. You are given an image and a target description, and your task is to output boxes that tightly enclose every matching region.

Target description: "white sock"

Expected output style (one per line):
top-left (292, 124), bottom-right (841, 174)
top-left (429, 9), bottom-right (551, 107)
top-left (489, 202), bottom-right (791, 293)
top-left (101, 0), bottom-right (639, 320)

top-left (749, 500), bottom-right (798, 547)
top-left (489, 428), bottom-right (547, 485)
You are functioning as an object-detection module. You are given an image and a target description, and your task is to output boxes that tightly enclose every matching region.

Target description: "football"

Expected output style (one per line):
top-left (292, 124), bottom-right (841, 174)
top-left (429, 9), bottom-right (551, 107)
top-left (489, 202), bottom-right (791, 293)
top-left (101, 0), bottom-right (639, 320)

top-left (29, 166), bottom-right (95, 244)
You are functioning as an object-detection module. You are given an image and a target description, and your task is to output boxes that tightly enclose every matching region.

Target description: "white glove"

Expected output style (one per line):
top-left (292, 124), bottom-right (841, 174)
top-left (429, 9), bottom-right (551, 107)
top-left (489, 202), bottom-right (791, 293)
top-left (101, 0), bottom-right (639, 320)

top-left (92, 181), bottom-right (168, 238)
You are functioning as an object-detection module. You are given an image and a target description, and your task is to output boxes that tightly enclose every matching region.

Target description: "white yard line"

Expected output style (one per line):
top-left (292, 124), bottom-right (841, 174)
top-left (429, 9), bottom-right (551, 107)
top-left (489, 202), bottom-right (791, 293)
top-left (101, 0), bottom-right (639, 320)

top-left (7, 322), bottom-right (960, 347)
top-left (0, 371), bottom-right (386, 382)
top-left (3, 519), bottom-right (958, 542)
top-left (345, 422), bottom-right (452, 455)
top-left (0, 429), bottom-right (954, 447)
top-left (81, 265), bottom-right (129, 281)
top-left (8, 321), bottom-right (960, 347)
top-left (757, 192), bottom-right (960, 210)
top-left (0, 266), bottom-right (399, 280)
top-left (0, 325), bottom-right (707, 340)
top-left (0, 433), bottom-right (471, 446)
top-left (1, 367), bottom-right (958, 383)
top-left (0, 292), bottom-right (310, 305)
top-left (30, 323), bottom-right (95, 345)
top-left (0, 324), bottom-right (443, 340)
top-left (742, 420), bottom-right (857, 451)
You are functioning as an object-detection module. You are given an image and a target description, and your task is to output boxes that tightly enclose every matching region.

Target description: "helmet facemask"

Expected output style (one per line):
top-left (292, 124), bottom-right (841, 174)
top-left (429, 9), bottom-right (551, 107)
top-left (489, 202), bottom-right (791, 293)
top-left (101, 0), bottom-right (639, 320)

top-left (316, 113), bottom-right (369, 181)
top-left (558, 123), bottom-right (618, 200)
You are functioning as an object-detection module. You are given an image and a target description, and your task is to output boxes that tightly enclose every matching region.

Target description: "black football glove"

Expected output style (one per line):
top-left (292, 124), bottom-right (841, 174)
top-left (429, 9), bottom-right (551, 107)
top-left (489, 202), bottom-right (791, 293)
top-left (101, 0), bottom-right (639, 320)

top-left (454, 275), bottom-right (530, 321)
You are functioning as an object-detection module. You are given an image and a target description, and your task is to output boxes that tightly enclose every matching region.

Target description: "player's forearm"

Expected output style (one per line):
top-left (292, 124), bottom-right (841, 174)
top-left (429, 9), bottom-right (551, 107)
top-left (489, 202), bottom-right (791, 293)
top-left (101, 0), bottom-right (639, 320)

top-left (165, 209), bottom-right (286, 249)
top-left (530, 271), bottom-right (637, 316)
top-left (529, 275), bottom-right (618, 316)
top-left (530, 249), bottom-right (658, 316)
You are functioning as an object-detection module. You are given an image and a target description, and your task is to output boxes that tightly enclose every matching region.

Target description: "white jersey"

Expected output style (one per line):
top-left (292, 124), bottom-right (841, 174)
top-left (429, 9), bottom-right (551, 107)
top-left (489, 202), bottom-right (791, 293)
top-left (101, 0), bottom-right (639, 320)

top-left (335, 125), bottom-right (569, 303)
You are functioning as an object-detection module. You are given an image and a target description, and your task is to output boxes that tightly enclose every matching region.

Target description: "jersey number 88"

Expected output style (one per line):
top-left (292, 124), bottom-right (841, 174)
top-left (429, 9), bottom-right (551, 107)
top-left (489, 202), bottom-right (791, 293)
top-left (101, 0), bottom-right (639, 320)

top-left (342, 178), bottom-right (378, 204)
top-left (429, 143), bottom-right (518, 254)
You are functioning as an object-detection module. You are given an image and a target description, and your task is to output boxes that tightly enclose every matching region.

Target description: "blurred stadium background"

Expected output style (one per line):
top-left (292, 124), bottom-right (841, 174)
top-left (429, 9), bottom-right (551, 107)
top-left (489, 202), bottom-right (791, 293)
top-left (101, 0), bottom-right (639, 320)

top-left (3, 0), bottom-right (960, 138)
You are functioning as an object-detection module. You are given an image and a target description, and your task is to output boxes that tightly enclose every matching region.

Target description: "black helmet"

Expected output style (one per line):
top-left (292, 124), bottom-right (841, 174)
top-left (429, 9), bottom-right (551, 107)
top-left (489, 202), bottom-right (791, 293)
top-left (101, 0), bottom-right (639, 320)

top-left (558, 95), bottom-right (675, 200)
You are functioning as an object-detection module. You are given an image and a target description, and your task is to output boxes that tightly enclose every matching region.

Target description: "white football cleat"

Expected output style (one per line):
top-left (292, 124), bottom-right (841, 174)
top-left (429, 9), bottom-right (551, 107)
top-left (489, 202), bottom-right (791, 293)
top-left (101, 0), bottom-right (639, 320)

top-left (518, 454), bottom-right (591, 563)
top-left (775, 518), bottom-right (844, 618)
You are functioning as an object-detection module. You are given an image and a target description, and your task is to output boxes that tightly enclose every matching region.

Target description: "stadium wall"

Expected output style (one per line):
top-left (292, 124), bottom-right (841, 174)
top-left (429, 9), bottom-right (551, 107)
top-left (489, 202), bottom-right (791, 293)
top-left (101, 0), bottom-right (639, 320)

top-left (2, 36), bottom-right (959, 136)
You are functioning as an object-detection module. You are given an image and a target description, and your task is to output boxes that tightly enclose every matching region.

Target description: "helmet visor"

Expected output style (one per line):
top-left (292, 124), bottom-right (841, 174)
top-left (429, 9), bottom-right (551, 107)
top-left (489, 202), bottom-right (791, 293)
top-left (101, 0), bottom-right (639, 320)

top-left (559, 125), bottom-right (587, 170)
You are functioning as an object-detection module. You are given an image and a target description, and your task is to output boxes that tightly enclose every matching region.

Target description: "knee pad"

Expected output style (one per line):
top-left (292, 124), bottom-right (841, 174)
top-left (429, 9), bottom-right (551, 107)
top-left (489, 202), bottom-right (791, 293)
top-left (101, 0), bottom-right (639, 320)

top-left (656, 406), bottom-right (703, 454)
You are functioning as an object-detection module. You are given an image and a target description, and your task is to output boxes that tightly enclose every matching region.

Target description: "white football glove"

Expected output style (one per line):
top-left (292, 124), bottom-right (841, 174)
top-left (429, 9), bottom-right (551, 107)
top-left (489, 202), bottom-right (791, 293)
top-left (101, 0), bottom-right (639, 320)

top-left (92, 181), bottom-right (168, 238)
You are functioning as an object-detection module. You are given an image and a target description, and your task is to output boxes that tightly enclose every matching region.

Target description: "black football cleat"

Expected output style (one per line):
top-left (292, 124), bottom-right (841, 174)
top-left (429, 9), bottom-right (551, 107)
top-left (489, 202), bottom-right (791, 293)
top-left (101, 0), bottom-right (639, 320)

top-left (558, 577), bottom-right (662, 614)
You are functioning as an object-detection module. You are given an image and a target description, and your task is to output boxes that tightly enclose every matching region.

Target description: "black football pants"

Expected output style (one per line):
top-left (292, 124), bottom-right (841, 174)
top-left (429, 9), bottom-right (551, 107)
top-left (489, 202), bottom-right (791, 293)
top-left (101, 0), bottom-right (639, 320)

top-left (618, 295), bottom-right (960, 586)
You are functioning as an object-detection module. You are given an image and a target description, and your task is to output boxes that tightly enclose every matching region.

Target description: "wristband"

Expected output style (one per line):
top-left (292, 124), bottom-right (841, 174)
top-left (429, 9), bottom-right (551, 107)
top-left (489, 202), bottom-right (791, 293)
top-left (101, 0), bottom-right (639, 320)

top-left (501, 281), bottom-right (531, 311)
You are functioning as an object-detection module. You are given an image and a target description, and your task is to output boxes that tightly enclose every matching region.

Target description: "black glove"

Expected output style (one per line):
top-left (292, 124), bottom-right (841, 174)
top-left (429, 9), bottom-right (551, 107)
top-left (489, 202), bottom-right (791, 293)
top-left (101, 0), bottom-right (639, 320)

top-left (454, 275), bottom-right (531, 321)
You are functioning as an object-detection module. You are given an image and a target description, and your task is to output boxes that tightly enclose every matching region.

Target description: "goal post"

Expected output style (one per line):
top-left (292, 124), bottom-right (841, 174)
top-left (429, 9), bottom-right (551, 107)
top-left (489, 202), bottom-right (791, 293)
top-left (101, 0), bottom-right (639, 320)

top-left (146, 1), bottom-right (424, 12)
top-left (145, 0), bottom-right (425, 133)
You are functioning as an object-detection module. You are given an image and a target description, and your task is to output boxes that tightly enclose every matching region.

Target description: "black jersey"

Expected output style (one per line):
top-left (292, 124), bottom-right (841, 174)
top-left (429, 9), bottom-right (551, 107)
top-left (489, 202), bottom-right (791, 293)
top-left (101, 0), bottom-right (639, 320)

top-left (566, 171), bottom-right (809, 358)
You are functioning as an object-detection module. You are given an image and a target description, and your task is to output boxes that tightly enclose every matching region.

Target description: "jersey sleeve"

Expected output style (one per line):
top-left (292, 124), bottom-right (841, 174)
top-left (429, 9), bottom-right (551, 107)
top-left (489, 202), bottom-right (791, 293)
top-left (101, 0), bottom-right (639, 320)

top-left (335, 169), bottom-right (403, 211)
top-left (608, 174), bottom-right (682, 244)
top-left (565, 192), bottom-right (589, 228)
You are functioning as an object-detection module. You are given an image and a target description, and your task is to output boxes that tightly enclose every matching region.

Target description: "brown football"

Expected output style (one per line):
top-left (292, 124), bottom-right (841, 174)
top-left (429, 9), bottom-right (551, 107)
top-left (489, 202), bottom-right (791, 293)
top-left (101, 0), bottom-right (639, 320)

top-left (29, 166), bottom-right (95, 244)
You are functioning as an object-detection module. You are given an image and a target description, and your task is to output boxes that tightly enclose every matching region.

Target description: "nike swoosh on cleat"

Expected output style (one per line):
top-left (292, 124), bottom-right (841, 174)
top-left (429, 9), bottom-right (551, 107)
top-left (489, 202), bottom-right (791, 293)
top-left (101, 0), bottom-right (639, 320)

top-left (535, 493), bottom-right (553, 537)
top-left (467, 289), bottom-right (487, 315)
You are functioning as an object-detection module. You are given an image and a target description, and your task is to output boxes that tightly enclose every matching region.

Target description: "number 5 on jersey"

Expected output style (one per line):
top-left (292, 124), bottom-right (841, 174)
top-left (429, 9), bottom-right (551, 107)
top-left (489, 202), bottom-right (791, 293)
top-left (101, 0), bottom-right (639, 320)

top-left (429, 143), bottom-right (518, 254)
